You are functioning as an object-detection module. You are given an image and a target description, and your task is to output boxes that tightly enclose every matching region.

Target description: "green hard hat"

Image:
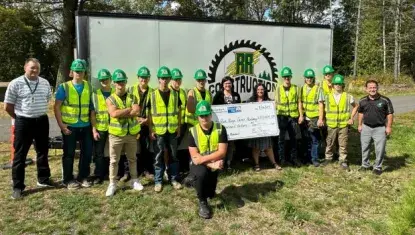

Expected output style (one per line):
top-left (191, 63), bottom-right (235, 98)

top-left (195, 100), bottom-right (212, 116)
top-left (70, 59), bottom-right (87, 72)
top-left (332, 74), bottom-right (345, 85)
top-left (281, 67), bottom-right (293, 77)
top-left (157, 66), bottom-right (171, 78)
top-left (194, 69), bottom-right (207, 80)
top-left (303, 68), bottom-right (315, 78)
top-left (112, 69), bottom-right (127, 82)
top-left (171, 68), bottom-right (183, 80)
top-left (323, 65), bottom-right (335, 75)
top-left (97, 69), bottom-right (111, 80)
top-left (137, 66), bottom-right (150, 78)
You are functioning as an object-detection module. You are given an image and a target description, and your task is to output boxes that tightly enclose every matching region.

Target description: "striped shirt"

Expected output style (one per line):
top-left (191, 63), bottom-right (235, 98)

top-left (4, 75), bottom-right (52, 118)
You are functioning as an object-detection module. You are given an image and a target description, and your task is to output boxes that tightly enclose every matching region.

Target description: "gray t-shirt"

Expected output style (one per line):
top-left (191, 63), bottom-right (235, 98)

top-left (4, 75), bottom-right (52, 118)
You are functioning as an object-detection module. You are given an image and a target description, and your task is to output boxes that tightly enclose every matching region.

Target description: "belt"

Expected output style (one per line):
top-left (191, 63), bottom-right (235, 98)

top-left (364, 123), bottom-right (385, 128)
top-left (16, 114), bottom-right (47, 120)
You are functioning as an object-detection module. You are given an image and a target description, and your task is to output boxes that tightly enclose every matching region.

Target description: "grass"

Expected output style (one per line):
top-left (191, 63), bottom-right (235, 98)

top-left (0, 112), bottom-right (414, 234)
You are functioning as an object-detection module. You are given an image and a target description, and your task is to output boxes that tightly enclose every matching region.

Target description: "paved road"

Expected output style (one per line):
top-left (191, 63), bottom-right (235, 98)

top-left (0, 95), bottom-right (414, 142)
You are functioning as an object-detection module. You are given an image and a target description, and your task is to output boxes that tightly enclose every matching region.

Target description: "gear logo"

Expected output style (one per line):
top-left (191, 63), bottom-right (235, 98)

top-left (208, 40), bottom-right (278, 99)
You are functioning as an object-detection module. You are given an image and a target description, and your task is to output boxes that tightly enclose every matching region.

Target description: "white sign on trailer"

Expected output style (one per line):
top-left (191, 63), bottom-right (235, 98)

top-left (77, 12), bottom-right (332, 102)
top-left (211, 101), bottom-right (279, 141)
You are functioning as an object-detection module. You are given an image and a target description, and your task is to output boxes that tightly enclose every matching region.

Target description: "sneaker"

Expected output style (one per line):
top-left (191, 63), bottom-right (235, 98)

top-left (81, 179), bottom-right (92, 188)
top-left (164, 171), bottom-right (169, 181)
top-left (198, 200), bottom-right (212, 219)
top-left (66, 180), bottom-right (81, 190)
top-left (172, 181), bottom-right (182, 190)
top-left (93, 177), bottom-right (104, 185)
top-left (274, 163), bottom-right (283, 170)
top-left (37, 180), bottom-right (54, 188)
top-left (120, 174), bottom-right (131, 183)
top-left (131, 179), bottom-right (144, 191)
top-left (373, 168), bottom-right (383, 175)
top-left (11, 188), bottom-right (23, 200)
top-left (143, 171), bottom-right (154, 180)
top-left (154, 184), bottom-right (163, 193)
top-left (358, 166), bottom-right (372, 172)
top-left (340, 162), bottom-right (350, 170)
top-left (183, 175), bottom-right (196, 188)
top-left (321, 159), bottom-right (332, 166)
top-left (105, 183), bottom-right (117, 197)
top-left (312, 161), bottom-right (320, 167)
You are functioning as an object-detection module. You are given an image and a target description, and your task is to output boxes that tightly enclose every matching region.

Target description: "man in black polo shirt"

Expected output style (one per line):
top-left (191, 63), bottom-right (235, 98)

top-left (358, 80), bottom-right (394, 175)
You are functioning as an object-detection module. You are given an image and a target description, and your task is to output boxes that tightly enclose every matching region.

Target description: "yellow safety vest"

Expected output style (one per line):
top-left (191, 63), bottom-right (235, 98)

top-left (190, 122), bottom-right (222, 156)
top-left (325, 92), bottom-right (351, 128)
top-left (60, 81), bottom-right (91, 124)
top-left (322, 80), bottom-right (332, 96)
top-left (150, 89), bottom-right (179, 135)
top-left (301, 85), bottom-right (320, 118)
top-left (185, 88), bottom-right (212, 126)
top-left (108, 93), bottom-right (140, 136)
top-left (275, 85), bottom-right (299, 118)
top-left (129, 84), bottom-right (153, 117)
top-left (92, 88), bottom-right (114, 131)
top-left (170, 85), bottom-right (187, 122)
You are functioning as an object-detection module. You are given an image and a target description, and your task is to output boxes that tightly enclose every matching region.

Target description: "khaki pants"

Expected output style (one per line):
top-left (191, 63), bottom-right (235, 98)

top-left (325, 127), bottom-right (348, 162)
top-left (109, 134), bottom-right (138, 183)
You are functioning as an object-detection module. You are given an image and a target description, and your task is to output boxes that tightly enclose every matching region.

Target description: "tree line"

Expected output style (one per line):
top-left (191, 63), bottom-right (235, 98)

top-left (0, 0), bottom-right (414, 86)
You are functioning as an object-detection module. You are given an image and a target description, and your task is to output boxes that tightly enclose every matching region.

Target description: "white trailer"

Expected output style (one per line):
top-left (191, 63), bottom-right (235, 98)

top-left (75, 11), bottom-right (332, 101)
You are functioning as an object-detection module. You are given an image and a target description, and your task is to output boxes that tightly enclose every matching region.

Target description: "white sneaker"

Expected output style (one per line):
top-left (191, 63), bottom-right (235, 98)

top-left (131, 179), bottom-right (144, 191)
top-left (105, 183), bottom-right (117, 197)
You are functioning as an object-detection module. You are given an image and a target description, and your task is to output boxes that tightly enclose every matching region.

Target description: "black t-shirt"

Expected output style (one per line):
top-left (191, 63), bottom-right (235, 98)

top-left (358, 95), bottom-right (394, 127)
top-left (147, 89), bottom-right (182, 109)
top-left (188, 124), bottom-right (228, 147)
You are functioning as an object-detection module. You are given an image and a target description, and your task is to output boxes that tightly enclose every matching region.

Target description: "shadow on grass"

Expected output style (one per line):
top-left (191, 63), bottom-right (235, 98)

top-left (217, 180), bottom-right (284, 210)
top-left (23, 183), bottom-right (66, 196)
top-left (383, 154), bottom-right (410, 172)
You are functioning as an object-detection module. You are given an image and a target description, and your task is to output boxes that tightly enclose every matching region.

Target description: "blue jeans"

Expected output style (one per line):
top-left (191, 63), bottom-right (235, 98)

top-left (153, 132), bottom-right (179, 184)
top-left (277, 115), bottom-right (298, 162)
top-left (301, 121), bottom-right (321, 163)
top-left (62, 126), bottom-right (93, 183)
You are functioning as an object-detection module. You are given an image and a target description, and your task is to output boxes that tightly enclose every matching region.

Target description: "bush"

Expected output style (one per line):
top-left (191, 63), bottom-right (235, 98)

top-left (345, 73), bottom-right (414, 96)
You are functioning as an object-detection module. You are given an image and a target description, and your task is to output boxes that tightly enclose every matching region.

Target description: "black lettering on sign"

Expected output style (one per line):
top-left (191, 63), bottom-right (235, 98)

top-left (240, 76), bottom-right (246, 93)
top-left (209, 85), bottom-right (215, 94)
top-left (246, 76), bottom-right (252, 93)
top-left (252, 78), bottom-right (258, 89)
top-left (234, 77), bottom-right (240, 92)
top-left (215, 83), bottom-right (221, 93)
top-left (265, 81), bottom-right (271, 92)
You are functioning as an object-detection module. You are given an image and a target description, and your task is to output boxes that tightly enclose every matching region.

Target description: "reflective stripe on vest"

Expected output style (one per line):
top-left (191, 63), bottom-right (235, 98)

top-left (185, 88), bottom-right (212, 125)
top-left (170, 86), bottom-right (187, 121)
top-left (301, 85), bottom-right (320, 118)
top-left (130, 84), bottom-right (153, 117)
top-left (325, 92), bottom-right (351, 128)
top-left (190, 122), bottom-right (221, 156)
top-left (150, 89), bottom-right (179, 135)
top-left (93, 88), bottom-right (114, 131)
top-left (276, 85), bottom-right (299, 118)
top-left (108, 93), bottom-right (140, 136)
top-left (60, 81), bottom-right (91, 124)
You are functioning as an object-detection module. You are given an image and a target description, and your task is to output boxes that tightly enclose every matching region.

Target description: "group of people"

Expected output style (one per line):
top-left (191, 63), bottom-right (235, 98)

top-left (4, 58), bottom-right (394, 220)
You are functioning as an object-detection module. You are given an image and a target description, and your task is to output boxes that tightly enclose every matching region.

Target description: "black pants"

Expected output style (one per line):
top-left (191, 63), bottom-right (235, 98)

top-left (137, 126), bottom-right (154, 175)
top-left (190, 164), bottom-right (218, 201)
top-left (12, 115), bottom-right (51, 190)
top-left (93, 130), bottom-right (108, 180)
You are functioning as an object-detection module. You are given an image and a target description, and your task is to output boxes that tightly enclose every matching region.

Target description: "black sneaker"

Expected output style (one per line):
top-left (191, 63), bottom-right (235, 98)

top-left (198, 200), bottom-right (212, 219)
top-left (312, 161), bottom-right (320, 167)
top-left (358, 166), bottom-right (372, 172)
top-left (81, 179), bottom-right (92, 188)
top-left (321, 159), bottom-right (332, 166)
top-left (340, 162), bottom-right (350, 170)
top-left (11, 189), bottom-right (23, 200)
top-left (37, 180), bottom-right (54, 188)
top-left (120, 174), bottom-right (131, 183)
top-left (373, 168), bottom-right (382, 175)
top-left (93, 177), bottom-right (104, 185)
top-left (183, 175), bottom-right (196, 188)
top-left (65, 180), bottom-right (81, 190)
top-left (292, 158), bottom-right (303, 167)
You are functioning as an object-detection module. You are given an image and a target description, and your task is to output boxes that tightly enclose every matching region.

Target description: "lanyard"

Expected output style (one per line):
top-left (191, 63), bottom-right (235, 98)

top-left (24, 76), bottom-right (39, 95)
